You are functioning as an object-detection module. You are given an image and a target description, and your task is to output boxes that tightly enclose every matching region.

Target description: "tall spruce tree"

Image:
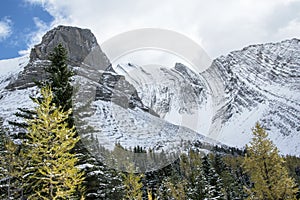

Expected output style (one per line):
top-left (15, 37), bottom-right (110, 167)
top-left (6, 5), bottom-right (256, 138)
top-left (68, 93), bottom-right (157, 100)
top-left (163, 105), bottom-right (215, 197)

top-left (243, 123), bottom-right (298, 200)
top-left (46, 44), bottom-right (73, 108)
top-left (46, 43), bottom-right (74, 127)
top-left (24, 86), bottom-right (84, 199)
top-left (9, 43), bottom-right (74, 132)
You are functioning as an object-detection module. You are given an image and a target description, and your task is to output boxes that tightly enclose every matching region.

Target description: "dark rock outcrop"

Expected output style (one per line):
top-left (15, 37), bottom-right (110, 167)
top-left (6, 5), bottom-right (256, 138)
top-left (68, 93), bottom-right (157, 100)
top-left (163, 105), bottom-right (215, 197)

top-left (6, 25), bottom-right (112, 90)
top-left (95, 72), bottom-right (159, 117)
top-left (29, 25), bottom-right (111, 69)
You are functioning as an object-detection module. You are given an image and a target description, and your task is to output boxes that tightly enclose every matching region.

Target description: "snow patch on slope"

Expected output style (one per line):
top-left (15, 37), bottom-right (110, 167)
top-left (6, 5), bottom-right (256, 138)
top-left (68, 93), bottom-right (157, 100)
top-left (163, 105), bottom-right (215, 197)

top-left (114, 63), bottom-right (214, 137)
top-left (0, 56), bottom-right (29, 90)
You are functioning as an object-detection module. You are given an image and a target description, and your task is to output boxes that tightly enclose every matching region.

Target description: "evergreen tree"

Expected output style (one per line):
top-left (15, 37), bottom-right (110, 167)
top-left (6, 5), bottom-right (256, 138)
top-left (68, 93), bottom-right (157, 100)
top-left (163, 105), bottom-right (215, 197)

top-left (243, 122), bottom-right (298, 200)
top-left (0, 132), bottom-right (26, 199)
top-left (9, 43), bottom-right (74, 131)
top-left (202, 155), bottom-right (225, 200)
top-left (46, 44), bottom-right (74, 115)
top-left (163, 178), bottom-right (187, 200)
top-left (23, 86), bottom-right (84, 199)
top-left (213, 154), bottom-right (246, 200)
top-left (285, 155), bottom-right (300, 198)
top-left (0, 119), bottom-right (20, 199)
top-left (180, 151), bottom-right (206, 200)
top-left (122, 164), bottom-right (144, 200)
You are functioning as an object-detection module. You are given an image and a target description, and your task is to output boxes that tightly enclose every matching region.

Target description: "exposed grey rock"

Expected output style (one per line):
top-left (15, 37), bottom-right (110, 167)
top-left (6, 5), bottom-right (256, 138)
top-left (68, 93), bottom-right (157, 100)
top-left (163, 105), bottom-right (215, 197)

top-left (95, 71), bottom-right (159, 116)
top-left (6, 25), bottom-right (112, 90)
top-left (5, 61), bottom-right (50, 90)
top-left (208, 38), bottom-right (300, 140)
top-left (29, 25), bottom-right (111, 69)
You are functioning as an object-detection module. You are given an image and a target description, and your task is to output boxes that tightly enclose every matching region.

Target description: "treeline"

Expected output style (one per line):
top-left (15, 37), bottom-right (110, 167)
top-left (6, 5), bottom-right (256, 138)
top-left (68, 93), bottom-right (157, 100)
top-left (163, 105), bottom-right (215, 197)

top-left (121, 126), bottom-right (300, 199)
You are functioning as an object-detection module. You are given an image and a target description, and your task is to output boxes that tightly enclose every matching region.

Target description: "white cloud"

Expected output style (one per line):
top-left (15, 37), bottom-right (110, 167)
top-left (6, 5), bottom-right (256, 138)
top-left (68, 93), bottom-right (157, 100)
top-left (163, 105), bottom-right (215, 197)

top-left (0, 17), bottom-right (12, 41)
top-left (18, 17), bottom-right (51, 55)
top-left (23, 0), bottom-right (300, 58)
top-left (274, 19), bottom-right (300, 40)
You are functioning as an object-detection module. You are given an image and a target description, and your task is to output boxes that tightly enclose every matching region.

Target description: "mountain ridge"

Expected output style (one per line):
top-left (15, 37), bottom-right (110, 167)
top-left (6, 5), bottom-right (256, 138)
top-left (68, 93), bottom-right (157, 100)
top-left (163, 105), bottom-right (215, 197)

top-left (115, 38), bottom-right (300, 155)
top-left (0, 25), bottom-right (299, 155)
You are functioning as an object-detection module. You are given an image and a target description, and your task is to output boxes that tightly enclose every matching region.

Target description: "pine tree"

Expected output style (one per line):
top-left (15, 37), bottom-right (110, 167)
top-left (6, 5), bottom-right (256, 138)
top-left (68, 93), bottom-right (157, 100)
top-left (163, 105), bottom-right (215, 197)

top-left (23, 86), bottom-right (84, 199)
top-left (180, 151), bottom-right (206, 200)
top-left (163, 179), bottom-right (187, 200)
top-left (9, 43), bottom-right (74, 131)
top-left (46, 43), bottom-right (74, 116)
top-left (202, 155), bottom-right (225, 200)
top-left (122, 164), bottom-right (144, 200)
top-left (243, 122), bottom-right (298, 200)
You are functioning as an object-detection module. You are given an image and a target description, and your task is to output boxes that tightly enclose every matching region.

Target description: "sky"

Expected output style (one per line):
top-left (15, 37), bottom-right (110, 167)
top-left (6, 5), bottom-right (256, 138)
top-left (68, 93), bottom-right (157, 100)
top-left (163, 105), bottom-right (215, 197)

top-left (1, 0), bottom-right (300, 60)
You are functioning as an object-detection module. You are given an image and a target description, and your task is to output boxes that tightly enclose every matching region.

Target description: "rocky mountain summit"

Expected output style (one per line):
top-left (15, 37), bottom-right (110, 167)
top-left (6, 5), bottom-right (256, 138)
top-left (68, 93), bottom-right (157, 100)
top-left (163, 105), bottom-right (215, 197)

top-left (4, 26), bottom-right (154, 114)
top-left (6, 26), bottom-right (112, 90)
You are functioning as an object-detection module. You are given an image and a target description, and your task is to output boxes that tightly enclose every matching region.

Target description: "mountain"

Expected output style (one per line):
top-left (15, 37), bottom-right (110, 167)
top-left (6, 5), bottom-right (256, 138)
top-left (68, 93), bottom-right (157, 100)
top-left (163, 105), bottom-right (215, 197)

top-left (0, 26), bottom-right (220, 173)
top-left (0, 25), bottom-right (299, 159)
top-left (116, 38), bottom-right (300, 155)
top-left (208, 39), bottom-right (300, 154)
top-left (114, 63), bottom-right (213, 136)
top-left (5, 25), bottom-right (112, 91)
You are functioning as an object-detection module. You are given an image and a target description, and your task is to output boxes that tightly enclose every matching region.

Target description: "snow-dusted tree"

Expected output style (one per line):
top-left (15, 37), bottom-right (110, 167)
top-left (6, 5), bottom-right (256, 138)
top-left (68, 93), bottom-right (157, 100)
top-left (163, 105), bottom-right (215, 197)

top-left (243, 123), bottom-right (298, 200)
top-left (202, 155), bottom-right (225, 200)
top-left (24, 86), bottom-right (84, 199)
top-left (180, 150), bottom-right (206, 200)
top-left (0, 128), bottom-right (25, 199)
top-left (212, 154), bottom-right (246, 199)
top-left (163, 178), bottom-right (187, 200)
top-left (1, 114), bottom-right (33, 199)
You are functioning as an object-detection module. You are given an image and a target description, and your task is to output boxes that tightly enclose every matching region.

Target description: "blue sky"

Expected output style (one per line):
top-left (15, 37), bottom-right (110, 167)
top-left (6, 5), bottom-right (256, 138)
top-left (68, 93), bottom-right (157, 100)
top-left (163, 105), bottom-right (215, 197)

top-left (0, 0), bottom-right (300, 60)
top-left (0, 0), bottom-right (53, 59)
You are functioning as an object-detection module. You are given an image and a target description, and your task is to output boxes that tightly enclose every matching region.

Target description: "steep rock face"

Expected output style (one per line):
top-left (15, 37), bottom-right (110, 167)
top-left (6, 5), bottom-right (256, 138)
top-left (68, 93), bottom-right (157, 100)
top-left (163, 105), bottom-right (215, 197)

top-left (2, 25), bottom-right (159, 127)
top-left (29, 25), bottom-right (111, 68)
top-left (209, 38), bottom-right (300, 153)
top-left (116, 39), bottom-right (300, 155)
top-left (210, 38), bottom-right (300, 121)
top-left (95, 72), bottom-right (158, 116)
top-left (114, 63), bottom-right (212, 135)
top-left (6, 26), bottom-right (111, 90)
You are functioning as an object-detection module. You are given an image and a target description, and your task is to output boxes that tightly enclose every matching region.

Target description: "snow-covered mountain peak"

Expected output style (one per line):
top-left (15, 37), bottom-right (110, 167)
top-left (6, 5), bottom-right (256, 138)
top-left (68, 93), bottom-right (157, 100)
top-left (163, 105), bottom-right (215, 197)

top-left (116, 38), bottom-right (300, 155)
